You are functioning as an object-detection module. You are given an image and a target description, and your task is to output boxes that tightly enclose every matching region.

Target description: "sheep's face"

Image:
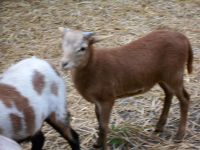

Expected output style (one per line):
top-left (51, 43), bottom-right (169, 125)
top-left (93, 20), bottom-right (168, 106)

top-left (59, 27), bottom-right (94, 70)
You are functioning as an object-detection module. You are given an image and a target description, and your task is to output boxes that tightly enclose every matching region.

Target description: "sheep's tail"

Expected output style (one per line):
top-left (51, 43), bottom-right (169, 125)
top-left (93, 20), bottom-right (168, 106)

top-left (187, 40), bottom-right (193, 74)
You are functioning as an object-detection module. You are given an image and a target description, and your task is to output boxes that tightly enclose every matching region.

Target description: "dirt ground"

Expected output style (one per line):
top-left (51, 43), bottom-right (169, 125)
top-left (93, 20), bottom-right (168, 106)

top-left (0, 0), bottom-right (200, 150)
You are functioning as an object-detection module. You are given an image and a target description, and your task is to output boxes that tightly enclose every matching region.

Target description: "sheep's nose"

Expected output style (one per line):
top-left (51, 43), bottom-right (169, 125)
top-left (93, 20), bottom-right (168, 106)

top-left (61, 62), bottom-right (68, 68)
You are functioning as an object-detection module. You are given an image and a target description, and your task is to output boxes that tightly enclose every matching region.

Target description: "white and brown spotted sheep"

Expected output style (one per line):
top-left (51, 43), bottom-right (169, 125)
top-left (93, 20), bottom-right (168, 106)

top-left (59, 28), bottom-right (193, 150)
top-left (0, 135), bottom-right (22, 150)
top-left (0, 57), bottom-right (80, 150)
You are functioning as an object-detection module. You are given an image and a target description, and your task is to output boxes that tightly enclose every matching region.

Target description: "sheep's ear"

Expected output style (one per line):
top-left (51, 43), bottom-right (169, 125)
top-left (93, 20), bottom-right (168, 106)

top-left (83, 32), bottom-right (95, 38)
top-left (89, 37), bottom-right (103, 44)
top-left (90, 35), bottom-right (114, 44)
top-left (83, 32), bottom-right (113, 44)
top-left (83, 32), bottom-right (98, 44)
top-left (58, 27), bottom-right (70, 33)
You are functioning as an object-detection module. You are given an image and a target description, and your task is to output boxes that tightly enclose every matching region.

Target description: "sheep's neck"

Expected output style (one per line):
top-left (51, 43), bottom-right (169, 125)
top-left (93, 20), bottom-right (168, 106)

top-left (71, 46), bottom-right (95, 98)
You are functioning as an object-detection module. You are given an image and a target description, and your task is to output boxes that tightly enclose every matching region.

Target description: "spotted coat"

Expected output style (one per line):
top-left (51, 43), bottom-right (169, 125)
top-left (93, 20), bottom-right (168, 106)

top-left (0, 57), bottom-right (66, 141)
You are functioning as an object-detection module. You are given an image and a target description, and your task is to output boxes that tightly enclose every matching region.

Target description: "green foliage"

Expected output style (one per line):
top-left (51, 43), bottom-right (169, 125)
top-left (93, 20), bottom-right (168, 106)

top-left (108, 124), bottom-right (130, 148)
top-left (111, 124), bottom-right (129, 133)
top-left (109, 138), bottom-right (125, 147)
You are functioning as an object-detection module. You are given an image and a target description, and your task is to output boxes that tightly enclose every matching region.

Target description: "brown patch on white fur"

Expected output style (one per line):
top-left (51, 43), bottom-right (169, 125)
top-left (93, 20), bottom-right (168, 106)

top-left (0, 83), bottom-right (35, 135)
top-left (51, 82), bottom-right (58, 96)
top-left (10, 113), bottom-right (22, 134)
top-left (0, 127), bottom-right (3, 134)
top-left (32, 71), bottom-right (45, 95)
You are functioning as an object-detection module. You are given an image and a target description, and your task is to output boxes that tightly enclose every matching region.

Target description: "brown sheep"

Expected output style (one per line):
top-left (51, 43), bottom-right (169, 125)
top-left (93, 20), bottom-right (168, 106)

top-left (59, 28), bottom-right (193, 150)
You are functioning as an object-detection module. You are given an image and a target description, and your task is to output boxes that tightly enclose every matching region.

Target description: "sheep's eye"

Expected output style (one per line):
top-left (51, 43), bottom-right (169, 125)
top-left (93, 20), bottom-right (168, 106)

top-left (78, 47), bottom-right (86, 52)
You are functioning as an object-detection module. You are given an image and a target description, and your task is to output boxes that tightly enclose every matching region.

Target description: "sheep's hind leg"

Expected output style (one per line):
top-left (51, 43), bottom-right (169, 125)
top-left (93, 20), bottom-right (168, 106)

top-left (155, 82), bottom-right (173, 132)
top-left (46, 113), bottom-right (80, 150)
top-left (174, 86), bottom-right (190, 142)
top-left (31, 131), bottom-right (45, 150)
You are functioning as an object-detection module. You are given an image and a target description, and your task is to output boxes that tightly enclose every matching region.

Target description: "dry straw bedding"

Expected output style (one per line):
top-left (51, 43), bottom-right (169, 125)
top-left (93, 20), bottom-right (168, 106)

top-left (0, 0), bottom-right (200, 149)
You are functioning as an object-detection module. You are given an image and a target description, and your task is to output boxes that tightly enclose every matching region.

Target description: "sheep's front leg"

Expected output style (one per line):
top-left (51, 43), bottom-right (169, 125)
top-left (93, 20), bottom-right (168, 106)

top-left (93, 100), bottom-right (114, 150)
top-left (46, 113), bottom-right (80, 150)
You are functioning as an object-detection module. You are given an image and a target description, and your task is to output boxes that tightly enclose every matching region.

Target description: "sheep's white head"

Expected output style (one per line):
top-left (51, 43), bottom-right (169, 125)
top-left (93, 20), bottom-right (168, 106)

top-left (59, 27), bottom-right (96, 70)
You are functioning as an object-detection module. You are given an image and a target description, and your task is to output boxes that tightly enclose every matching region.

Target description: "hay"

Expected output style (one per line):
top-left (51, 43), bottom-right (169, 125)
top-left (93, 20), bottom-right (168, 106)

top-left (0, 0), bottom-right (200, 149)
